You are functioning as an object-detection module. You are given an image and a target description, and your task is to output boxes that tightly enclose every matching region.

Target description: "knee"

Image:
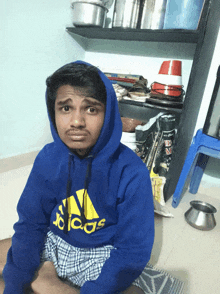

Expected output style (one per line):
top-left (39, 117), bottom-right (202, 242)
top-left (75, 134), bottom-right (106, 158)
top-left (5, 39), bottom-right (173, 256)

top-left (37, 261), bottom-right (57, 277)
top-left (31, 261), bottom-right (58, 292)
top-left (0, 238), bottom-right (12, 275)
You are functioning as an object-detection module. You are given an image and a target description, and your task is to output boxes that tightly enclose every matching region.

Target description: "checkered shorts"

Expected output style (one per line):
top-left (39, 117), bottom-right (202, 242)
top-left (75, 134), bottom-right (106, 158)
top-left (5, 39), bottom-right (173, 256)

top-left (41, 231), bottom-right (146, 291)
top-left (41, 231), bottom-right (116, 288)
top-left (41, 231), bottom-right (184, 294)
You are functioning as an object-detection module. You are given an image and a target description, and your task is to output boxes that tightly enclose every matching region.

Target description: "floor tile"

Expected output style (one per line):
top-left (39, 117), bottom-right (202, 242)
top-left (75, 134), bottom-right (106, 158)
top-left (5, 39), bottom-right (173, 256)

top-left (157, 190), bottom-right (220, 294)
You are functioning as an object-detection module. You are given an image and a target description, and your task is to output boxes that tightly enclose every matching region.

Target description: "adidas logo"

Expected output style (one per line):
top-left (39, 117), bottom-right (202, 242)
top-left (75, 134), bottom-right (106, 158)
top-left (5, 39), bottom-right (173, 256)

top-left (53, 189), bottom-right (106, 234)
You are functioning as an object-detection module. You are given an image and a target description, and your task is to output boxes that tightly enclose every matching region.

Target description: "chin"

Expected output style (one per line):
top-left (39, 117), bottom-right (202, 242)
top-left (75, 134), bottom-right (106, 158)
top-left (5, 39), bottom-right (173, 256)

top-left (68, 143), bottom-right (88, 150)
top-left (69, 147), bottom-right (91, 157)
top-left (67, 142), bottom-right (91, 153)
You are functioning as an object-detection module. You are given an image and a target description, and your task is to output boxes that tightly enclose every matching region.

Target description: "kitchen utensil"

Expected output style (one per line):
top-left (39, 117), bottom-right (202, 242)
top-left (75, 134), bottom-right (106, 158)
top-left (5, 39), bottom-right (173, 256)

top-left (140, 0), bottom-right (167, 29)
top-left (112, 0), bottom-right (140, 28)
top-left (184, 200), bottom-right (217, 231)
top-left (102, 0), bottom-right (114, 9)
top-left (71, 0), bottom-right (108, 27)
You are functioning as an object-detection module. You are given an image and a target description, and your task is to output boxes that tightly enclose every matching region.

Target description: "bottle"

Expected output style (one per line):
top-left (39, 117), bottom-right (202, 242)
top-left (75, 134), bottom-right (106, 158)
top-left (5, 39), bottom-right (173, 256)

top-left (153, 114), bottom-right (176, 177)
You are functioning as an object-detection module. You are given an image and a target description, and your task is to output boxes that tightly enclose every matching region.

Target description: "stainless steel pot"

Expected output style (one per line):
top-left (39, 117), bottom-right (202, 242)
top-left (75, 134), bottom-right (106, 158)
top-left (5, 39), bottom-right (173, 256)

top-left (71, 0), bottom-right (108, 27)
top-left (184, 200), bottom-right (217, 231)
top-left (140, 0), bottom-right (167, 29)
top-left (112, 0), bottom-right (140, 28)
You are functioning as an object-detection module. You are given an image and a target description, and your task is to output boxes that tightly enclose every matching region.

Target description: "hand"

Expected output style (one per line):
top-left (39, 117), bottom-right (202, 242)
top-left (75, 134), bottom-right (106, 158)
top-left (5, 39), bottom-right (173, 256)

top-left (31, 261), bottom-right (80, 294)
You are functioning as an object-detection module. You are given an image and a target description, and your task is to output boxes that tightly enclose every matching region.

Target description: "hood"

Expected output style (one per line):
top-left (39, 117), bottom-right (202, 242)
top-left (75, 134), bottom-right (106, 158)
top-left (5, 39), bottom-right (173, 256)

top-left (46, 61), bottom-right (123, 231)
top-left (46, 60), bottom-right (122, 158)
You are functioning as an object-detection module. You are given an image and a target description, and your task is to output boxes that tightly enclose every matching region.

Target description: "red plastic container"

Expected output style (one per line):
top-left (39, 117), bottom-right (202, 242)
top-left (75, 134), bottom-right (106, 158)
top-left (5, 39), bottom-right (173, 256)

top-left (151, 60), bottom-right (182, 97)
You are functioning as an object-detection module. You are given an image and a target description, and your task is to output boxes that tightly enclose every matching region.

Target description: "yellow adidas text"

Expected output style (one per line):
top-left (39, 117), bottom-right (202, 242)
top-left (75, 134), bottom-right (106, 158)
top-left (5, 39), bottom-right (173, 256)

top-left (53, 212), bottom-right (106, 234)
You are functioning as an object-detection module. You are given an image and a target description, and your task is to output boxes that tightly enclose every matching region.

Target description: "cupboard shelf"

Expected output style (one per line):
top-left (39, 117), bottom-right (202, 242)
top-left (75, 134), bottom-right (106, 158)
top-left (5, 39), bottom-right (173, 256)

top-left (118, 99), bottom-right (182, 123)
top-left (66, 0), bottom-right (220, 202)
top-left (66, 27), bottom-right (199, 43)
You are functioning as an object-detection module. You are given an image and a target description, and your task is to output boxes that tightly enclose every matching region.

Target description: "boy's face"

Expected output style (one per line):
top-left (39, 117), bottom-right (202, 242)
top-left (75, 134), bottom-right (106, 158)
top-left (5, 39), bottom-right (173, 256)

top-left (55, 85), bottom-right (105, 157)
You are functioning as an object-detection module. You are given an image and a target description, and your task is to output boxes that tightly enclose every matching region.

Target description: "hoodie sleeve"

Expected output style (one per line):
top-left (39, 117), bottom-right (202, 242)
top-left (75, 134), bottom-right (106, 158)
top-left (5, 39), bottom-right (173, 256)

top-left (3, 149), bottom-right (57, 294)
top-left (81, 167), bottom-right (155, 294)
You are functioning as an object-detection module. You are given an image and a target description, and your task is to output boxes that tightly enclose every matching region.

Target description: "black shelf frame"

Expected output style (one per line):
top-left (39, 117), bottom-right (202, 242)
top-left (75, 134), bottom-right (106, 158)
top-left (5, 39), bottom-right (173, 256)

top-left (118, 99), bottom-right (182, 123)
top-left (66, 27), bottom-right (199, 43)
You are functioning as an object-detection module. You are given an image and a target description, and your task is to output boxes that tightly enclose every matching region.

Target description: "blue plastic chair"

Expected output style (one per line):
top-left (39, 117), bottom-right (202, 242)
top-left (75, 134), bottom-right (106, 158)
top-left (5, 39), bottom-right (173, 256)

top-left (172, 129), bottom-right (220, 208)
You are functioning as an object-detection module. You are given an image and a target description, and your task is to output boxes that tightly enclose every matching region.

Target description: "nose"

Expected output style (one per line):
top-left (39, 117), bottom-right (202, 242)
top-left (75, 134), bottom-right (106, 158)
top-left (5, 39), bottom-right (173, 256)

top-left (70, 110), bottom-right (85, 128)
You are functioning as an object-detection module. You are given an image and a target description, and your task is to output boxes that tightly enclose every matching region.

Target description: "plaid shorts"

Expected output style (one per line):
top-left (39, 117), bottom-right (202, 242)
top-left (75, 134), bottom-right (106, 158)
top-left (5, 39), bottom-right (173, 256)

top-left (41, 231), bottom-right (184, 294)
top-left (41, 231), bottom-right (115, 287)
top-left (41, 231), bottom-right (142, 290)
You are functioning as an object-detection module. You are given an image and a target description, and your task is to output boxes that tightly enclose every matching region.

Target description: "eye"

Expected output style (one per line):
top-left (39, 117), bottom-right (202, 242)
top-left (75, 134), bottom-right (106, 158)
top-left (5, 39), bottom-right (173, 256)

top-left (87, 107), bottom-right (97, 114)
top-left (62, 105), bottom-right (70, 112)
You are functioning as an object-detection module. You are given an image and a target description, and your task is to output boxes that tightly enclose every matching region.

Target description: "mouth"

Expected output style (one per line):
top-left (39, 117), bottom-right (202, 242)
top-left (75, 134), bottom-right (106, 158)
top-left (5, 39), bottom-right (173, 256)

top-left (66, 130), bottom-right (88, 141)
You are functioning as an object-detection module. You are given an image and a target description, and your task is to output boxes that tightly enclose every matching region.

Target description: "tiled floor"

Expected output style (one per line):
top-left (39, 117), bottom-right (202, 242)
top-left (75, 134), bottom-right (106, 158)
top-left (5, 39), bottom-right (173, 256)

top-left (0, 164), bottom-right (220, 293)
top-left (149, 185), bottom-right (220, 294)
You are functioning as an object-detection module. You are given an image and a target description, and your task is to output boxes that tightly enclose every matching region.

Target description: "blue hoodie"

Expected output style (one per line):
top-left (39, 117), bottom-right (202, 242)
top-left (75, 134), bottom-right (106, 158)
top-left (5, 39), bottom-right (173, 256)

top-left (3, 61), bottom-right (154, 293)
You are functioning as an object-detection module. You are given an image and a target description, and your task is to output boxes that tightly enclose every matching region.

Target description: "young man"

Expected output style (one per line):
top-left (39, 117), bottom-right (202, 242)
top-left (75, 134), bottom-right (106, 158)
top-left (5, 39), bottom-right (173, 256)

top-left (2, 61), bottom-right (154, 293)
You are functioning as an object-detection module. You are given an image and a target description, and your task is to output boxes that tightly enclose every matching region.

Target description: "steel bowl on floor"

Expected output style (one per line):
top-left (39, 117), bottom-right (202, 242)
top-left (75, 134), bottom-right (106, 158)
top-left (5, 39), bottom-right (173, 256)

top-left (184, 200), bottom-right (217, 231)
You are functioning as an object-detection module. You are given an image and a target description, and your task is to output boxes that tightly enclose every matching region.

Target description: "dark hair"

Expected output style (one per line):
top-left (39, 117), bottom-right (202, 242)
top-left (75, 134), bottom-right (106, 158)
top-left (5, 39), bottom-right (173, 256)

top-left (46, 63), bottom-right (106, 128)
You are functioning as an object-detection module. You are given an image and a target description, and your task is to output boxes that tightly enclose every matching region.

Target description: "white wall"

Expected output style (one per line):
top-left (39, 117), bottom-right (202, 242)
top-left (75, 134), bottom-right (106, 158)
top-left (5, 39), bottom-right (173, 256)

top-left (0, 0), bottom-right (85, 159)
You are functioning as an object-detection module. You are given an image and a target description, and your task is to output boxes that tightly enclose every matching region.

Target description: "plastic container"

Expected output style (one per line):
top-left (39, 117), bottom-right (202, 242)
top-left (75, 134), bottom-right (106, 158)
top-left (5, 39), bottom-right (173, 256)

top-left (163, 0), bottom-right (205, 30)
top-left (151, 60), bottom-right (182, 97)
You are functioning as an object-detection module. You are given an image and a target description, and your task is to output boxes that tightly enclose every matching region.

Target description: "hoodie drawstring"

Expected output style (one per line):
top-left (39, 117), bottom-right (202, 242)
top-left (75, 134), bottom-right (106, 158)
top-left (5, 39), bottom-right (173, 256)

top-left (64, 154), bottom-right (72, 234)
top-left (64, 154), bottom-right (93, 234)
top-left (80, 155), bottom-right (93, 227)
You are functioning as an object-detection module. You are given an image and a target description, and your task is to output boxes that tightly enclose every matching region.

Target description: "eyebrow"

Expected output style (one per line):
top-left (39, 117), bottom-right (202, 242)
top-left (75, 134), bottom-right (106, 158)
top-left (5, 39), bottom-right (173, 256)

top-left (56, 98), bottom-right (72, 106)
top-left (83, 98), bottom-right (103, 107)
top-left (56, 97), bottom-right (103, 107)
